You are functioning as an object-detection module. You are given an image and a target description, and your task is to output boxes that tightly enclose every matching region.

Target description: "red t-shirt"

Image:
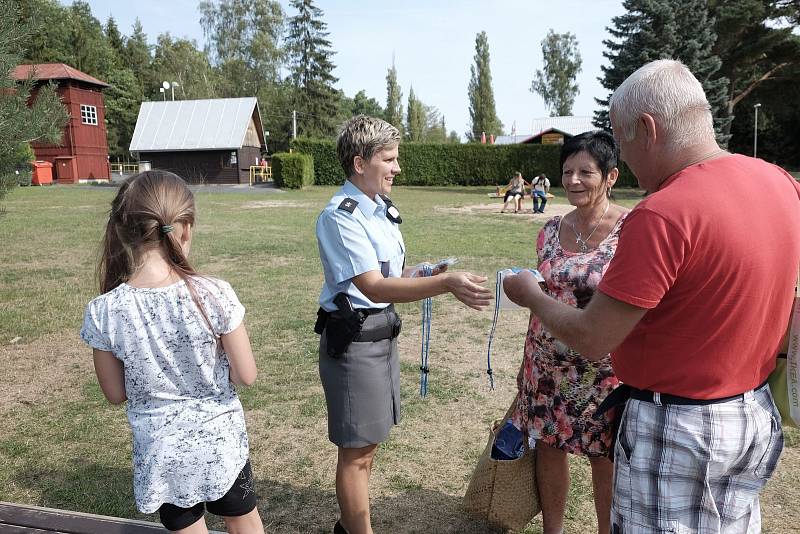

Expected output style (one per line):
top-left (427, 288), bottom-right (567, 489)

top-left (598, 154), bottom-right (800, 399)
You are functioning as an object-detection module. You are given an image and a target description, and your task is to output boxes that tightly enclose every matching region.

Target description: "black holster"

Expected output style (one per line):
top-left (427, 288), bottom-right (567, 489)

top-left (314, 294), bottom-right (366, 359)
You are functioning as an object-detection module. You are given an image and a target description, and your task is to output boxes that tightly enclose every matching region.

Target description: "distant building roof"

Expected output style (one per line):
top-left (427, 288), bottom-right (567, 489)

top-left (12, 63), bottom-right (109, 88)
top-left (531, 116), bottom-right (595, 137)
top-left (494, 116), bottom-right (596, 144)
top-left (130, 98), bottom-right (265, 152)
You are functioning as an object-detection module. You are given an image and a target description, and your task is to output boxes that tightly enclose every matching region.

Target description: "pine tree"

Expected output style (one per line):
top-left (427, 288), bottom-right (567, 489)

top-left (711, 0), bottom-right (800, 139)
top-left (594, 0), bottom-right (731, 144)
top-left (0, 0), bottom-right (68, 201)
top-left (125, 20), bottom-right (152, 95)
top-left (18, 0), bottom-right (72, 65)
top-left (66, 1), bottom-right (116, 78)
top-left (285, 0), bottom-right (339, 137)
top-left (105, 16), bottom-right (125, 66)
top-left (385, 60), bottom-right (404, 135)
top-left (405, 86), bottom-right (425, 142)
top-left (350, 90), bottom-right (384, 117)
top-left (467, 31), bottom-right (503, 141)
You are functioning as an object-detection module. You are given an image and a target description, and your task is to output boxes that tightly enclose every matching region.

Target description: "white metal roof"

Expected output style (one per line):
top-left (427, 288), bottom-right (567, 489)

top-left (494, 116), bottom-right (596, 145)
top-left (530, 116), bottom-right (594, 137)
top-left (129, 97), bottom-right (262, 152)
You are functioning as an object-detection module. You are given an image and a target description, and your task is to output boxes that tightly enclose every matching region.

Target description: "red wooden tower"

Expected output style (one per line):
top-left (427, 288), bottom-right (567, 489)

top-left (13, 63), bottom-right (110, 182)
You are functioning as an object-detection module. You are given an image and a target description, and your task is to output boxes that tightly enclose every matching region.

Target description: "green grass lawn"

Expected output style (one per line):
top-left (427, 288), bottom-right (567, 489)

top-left (0, 184), bottom-right (796, 533)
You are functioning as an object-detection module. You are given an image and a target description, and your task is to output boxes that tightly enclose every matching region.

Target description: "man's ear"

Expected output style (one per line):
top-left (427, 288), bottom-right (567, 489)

top-left (641, 113), bottom-right (658, 150)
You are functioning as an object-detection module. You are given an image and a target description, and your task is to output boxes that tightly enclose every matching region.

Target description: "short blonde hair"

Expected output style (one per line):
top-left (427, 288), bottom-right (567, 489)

top-left (337, 115), bottom-right (401, 178)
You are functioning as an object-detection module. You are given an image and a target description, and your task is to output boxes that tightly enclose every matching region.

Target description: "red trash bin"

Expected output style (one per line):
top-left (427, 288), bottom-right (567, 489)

top-left (32, 161), bottom-right (53, 186)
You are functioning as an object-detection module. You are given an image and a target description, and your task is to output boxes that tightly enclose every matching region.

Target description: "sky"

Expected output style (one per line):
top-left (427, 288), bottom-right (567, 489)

top-left (68, 0), bottom-right (628, 139)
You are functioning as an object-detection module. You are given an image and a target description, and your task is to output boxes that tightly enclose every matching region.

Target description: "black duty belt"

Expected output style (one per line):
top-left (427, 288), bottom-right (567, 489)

top-left (354, 304), bottom-right (401, 342)
top-left (314, 299), bottom-right (402, 359)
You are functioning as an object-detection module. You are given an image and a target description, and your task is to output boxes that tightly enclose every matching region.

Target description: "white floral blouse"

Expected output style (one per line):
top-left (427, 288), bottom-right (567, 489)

top-left (80, 277), bottom-right (249, 513)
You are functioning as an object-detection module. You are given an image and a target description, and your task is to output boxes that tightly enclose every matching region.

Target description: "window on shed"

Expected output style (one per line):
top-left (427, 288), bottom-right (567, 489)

top-left (80, 105), bottom-right (98, 125)
top-left (222, 151), bottom-right (238, 168)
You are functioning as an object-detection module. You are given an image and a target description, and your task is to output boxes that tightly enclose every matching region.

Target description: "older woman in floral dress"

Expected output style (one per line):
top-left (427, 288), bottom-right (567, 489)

top-left (512, 130), bottom-right (628, 534)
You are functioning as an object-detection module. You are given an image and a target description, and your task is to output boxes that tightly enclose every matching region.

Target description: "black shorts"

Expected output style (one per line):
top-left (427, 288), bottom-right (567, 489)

top-left (504, 191), bottom-right (523, 202)
top-left (158, 460), bottom-right (257, 531)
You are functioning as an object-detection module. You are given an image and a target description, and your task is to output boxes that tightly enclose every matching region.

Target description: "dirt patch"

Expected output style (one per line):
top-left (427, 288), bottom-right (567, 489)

top-left (241, 200), bottom-right (316, 210)
top-left (0, 331), bottom-right (92, 417)
top-left (437, 202), bottom-right (574, 219)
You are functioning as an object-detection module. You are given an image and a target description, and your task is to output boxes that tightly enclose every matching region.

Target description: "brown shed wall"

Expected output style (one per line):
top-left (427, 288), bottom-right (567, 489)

top-left (238, 147), bottom-right (261, 182)
top-left (144, 151), bottom-right (244, 184)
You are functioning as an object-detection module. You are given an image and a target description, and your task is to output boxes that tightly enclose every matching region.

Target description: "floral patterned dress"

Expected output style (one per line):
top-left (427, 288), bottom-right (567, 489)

top-left (512, 213), bottom-right (626, 457)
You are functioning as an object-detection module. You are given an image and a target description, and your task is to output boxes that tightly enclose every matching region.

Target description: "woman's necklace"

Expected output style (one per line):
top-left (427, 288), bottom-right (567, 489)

top-left (570, 201), bottom-right (610, 252)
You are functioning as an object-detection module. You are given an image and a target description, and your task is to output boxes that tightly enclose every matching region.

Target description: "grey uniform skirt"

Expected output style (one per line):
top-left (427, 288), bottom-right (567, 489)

top-left (319, 306), bottom-right (401, 448)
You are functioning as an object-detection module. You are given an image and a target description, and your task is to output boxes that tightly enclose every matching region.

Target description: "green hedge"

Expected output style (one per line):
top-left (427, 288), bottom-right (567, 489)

top-left (272, 152), bottom-right (314, 189)
top-left (290, 138), bottom-right (639, 188)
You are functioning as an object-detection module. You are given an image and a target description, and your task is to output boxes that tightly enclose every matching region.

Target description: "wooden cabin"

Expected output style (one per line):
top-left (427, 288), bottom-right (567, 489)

top-left (494, 116), bottom-right (595, 146)
top-left (129, 98), bottom-right (267, 184)
top-left (12, 63), bottom-right (111, 182)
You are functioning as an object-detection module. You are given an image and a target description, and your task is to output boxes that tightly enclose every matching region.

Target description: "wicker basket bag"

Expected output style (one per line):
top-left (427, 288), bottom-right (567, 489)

top-left (463, 402), bottom-right (540, 532)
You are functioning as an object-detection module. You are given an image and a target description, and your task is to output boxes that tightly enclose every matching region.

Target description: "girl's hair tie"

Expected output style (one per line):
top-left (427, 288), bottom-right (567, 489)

top-left (160, 224), bottom-right (174, 235)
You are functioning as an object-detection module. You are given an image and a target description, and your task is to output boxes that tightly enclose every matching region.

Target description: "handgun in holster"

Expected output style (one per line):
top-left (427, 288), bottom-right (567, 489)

top-left (313, 293), bottom-right (366, 359)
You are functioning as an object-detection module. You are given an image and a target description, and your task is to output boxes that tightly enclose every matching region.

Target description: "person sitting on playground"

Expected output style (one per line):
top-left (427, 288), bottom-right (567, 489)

top-left (532, 173), bottom-right (551, 213)
top-left (501, 171), bottom-right (529, 213)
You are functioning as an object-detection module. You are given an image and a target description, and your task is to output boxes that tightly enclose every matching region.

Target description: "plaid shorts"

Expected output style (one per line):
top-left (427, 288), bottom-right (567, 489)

top-left (611, 384), bottom-right (783, 534)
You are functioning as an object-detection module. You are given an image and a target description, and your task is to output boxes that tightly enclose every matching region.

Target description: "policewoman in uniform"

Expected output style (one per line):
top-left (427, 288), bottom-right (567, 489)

top-left (315, 115), bottom-right (493, 534)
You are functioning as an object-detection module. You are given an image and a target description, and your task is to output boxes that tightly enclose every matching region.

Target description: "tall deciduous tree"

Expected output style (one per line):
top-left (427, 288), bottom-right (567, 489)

top-left (1, 0), bottom-right (68, 201)
top-left (594, 0), bottom-right (730, 144)
top-left (384, 60), bottom-right (404, 134)
top-left (151, 34), bottom-right (218, 100)
top-left (531, 30), bottom-right (582, 117)
top-left (467, 31), bottom-right (503, 141)
top-left (199, 0), bottom-right (284, 97)
top-left (285, 0), bottom-right (339, 137)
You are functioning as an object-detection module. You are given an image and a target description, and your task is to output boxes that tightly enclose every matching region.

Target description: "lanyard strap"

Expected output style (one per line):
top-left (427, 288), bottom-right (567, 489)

top-left (787, 268), bottom-right (800, 422)
top-left (485, 268), bottom-right (545, 391)
top-left (484, 271), bottom-right (504, 391)
top-left (419, 264), bottom-right (433, 397)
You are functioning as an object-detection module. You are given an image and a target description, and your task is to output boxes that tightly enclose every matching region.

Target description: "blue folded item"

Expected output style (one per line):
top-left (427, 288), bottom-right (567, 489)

top-left (491, 420), bottom-right (525, 460)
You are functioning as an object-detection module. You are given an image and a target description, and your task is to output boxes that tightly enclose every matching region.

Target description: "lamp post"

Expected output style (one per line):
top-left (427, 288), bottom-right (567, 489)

top-left (753, 103), bottom-right (761, 158)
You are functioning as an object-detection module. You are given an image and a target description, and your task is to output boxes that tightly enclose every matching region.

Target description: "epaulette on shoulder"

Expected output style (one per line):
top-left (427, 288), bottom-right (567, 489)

top-left (337, 198), bottom-right (358, 213)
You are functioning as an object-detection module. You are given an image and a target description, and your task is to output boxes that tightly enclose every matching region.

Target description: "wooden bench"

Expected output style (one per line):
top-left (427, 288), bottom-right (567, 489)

top-left (488, 185), bottom-right (531, 198)
top-left (0, 502), bottom-right (224, 533)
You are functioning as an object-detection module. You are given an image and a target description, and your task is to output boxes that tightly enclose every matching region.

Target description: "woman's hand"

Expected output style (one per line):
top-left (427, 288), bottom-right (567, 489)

top-left (443, 272), bottom-right (493, 310)
top-left (502, 270), bottom-right (544, 309)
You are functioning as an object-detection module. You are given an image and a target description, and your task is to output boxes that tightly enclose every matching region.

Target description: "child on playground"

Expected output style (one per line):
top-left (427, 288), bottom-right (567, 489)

top-left (80, 171), bottom-right (264, 534)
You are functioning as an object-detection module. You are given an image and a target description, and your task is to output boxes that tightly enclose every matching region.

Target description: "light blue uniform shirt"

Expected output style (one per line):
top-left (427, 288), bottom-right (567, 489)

top-left (317, 180), bottom-right (406, 311)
